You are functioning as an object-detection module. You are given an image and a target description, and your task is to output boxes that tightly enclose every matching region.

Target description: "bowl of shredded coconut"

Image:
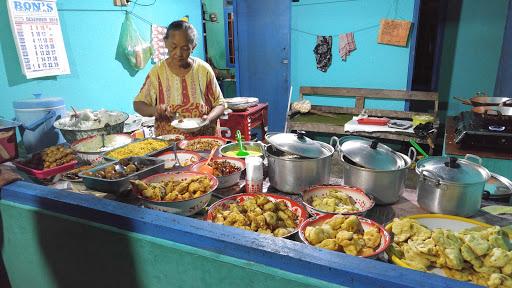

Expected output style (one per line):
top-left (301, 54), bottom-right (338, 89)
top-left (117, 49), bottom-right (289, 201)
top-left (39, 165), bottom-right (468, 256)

top-left (54, 109), bottom-right (129, 143)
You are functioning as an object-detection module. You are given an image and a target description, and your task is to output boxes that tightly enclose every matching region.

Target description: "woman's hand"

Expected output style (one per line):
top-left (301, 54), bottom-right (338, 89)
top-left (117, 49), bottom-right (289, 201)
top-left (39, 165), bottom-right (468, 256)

top-left (201, 115), bottom-right (211, 125)
top-left (156, 105), bottom-right (176, 119)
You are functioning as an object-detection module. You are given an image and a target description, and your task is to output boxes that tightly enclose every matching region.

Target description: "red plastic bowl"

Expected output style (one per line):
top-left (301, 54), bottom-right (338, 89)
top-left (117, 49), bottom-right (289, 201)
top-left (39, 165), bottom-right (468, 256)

top-left (206, 193), bottom-right (308, 237)
top-left (298, 214), bottom-right (391, 258)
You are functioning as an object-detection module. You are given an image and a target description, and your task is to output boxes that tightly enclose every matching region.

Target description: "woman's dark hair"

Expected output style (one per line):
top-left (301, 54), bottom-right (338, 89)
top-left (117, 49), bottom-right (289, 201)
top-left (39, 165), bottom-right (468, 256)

top-left (164, 20), bottom-right (197, 46)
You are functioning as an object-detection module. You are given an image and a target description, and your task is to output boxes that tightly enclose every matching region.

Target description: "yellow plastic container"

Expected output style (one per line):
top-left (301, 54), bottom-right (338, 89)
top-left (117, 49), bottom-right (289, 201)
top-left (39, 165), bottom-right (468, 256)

top-left (412, 114), bottom-right (434, 127)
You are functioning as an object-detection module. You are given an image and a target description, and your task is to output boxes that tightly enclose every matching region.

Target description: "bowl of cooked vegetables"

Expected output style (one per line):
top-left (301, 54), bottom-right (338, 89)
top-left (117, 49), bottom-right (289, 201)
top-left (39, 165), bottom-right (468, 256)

top-left (178, 136), bottom-right (227, 158)
top-left (301, 185), bottom-right (375, 216)
top-left (130, 171), bottom-right (218, 216)
top-left (299, 214), bottom-right (391, 258)
top-left (206, 193), bottom-right (308, 238)
top-left (190, 157), bottom-right (245, 189)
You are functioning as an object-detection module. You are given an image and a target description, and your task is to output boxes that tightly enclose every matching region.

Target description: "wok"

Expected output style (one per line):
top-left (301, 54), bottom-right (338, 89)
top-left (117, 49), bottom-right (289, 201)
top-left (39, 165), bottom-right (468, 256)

top-left (472, 104), bottom-right (512, 124)
top-left (454, 96), bottom-right (512, 107)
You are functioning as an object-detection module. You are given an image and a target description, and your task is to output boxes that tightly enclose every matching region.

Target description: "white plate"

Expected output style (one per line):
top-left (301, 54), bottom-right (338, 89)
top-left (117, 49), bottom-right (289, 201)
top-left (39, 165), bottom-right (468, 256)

top-left (155, 151), bottom-right (201, 169)
top-left (171, 118), bottom-right (208, 132)
top-left (157, 134), bottom-right (185, 142)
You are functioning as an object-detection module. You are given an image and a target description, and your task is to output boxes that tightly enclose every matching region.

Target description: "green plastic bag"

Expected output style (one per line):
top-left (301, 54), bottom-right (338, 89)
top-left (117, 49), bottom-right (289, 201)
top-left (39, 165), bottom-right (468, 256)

top-left (119, 14), bottom-right (153, 70)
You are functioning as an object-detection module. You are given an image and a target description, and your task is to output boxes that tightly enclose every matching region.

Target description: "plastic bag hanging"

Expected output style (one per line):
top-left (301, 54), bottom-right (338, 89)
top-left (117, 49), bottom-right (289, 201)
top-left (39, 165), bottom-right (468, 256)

top-left (119, 13), bottom-right (153, 70)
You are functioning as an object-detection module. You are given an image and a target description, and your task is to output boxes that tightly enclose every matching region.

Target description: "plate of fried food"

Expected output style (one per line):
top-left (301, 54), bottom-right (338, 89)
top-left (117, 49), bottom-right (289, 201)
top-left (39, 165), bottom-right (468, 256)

top-left (301, 185), bottom-right (375, 216)
top-left (178, 136), bottom-right (227, 158)
top-left (131, 171), bottom-right (218, 216)
top-left (14, 145), bottom-right (77, 179)
top-left (206, 193), bottom-right (308, 238)
top-left (299, 214), bottom-right (391, 258)
top-left (386, 214), bottom-right (512, 288)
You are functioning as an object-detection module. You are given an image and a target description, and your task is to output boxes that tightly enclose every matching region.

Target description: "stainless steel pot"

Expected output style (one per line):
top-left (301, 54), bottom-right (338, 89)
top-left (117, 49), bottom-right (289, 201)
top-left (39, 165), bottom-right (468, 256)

top-left (416, 154), bottom-right (491, 217)
top-left (265, 133), bottom-right (334, 193)
top-left (332, 136), bottom-right (415, 205)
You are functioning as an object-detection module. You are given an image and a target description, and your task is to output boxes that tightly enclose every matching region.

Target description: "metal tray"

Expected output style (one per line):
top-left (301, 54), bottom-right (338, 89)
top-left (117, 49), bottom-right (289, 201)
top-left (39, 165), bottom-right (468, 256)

top-left (102, 138), bottom-right (175, 162)
top-left (79, 156), bottom-right (165, 194)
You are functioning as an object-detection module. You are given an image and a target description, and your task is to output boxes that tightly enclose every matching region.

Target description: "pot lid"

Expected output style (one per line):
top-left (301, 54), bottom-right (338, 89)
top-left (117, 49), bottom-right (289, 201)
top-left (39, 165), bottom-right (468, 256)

top-left (13, 93), bottom-right (64, 109)
top-left (416, 156), bottom-right (490, 184)
top-left (265, 131), bottom-right (326, 158)
top-left (340, 137), bottom-right (405, 170)
top-left (484, 173), bottom-right (512, 198)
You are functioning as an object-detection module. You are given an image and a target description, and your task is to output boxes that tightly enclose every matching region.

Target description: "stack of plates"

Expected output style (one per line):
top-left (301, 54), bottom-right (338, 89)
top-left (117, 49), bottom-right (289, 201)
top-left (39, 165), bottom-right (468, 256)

top-left (225, 97), bottom-right (259, 111)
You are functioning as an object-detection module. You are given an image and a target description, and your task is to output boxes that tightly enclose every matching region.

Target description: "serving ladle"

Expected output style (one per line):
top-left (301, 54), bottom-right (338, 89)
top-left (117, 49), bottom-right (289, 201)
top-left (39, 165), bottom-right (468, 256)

top-left (198, 147), bottom-right (216, 174)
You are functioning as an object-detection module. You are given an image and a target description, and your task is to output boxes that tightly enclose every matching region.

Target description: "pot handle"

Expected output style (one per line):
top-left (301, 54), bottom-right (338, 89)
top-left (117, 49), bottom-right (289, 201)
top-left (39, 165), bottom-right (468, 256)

top-left (408, 147), bottom-right (417, 162)
top-left (329, 136), bottom-right (339, 151)
top-left (499, 99), bottom-right (512, 107)
top-left (464, 154), bottom-right (482, 165)
top-left (420, 169), bottom-right (441, 185)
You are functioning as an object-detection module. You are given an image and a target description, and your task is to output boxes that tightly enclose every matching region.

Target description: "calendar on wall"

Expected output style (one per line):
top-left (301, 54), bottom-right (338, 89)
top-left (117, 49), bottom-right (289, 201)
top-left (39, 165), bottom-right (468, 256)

top-left (7, 0), bottom-right (70, 79)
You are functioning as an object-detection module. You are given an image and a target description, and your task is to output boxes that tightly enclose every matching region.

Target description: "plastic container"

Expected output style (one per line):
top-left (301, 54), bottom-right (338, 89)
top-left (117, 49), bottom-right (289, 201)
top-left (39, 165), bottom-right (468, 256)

top-left (13, 160), bottom-right (77, 179)
top-left (13, 93), bottom-right (66, 154)
top-left (0, 119), bottom-right (20, 164)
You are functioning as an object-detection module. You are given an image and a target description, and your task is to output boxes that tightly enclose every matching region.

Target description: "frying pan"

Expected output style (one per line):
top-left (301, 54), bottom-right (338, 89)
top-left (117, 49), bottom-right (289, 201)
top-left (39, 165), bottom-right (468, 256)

top-left (454, 96), bottom-right (512, 107)
top-left (472, 102), bottom-right (512, 124)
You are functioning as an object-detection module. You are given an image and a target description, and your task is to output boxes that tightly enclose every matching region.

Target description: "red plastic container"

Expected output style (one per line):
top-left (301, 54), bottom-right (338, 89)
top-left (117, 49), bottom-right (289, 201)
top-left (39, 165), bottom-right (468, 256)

top-left (357, 117), bottom-right (390, 126)
top-left (0, 119), bottom-right (20, 164)
top-left (13, 160), bottom-right (77, 179)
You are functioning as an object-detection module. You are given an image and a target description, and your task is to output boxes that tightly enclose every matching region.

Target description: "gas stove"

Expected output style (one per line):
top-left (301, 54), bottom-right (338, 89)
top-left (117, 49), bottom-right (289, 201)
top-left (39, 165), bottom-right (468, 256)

top-left (454, 111), bottom-right (512, 149)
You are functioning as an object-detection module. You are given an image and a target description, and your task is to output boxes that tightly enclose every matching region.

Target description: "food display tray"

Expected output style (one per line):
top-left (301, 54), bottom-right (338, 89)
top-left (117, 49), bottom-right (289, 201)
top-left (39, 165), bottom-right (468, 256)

top-left (13, 160), bottom-right (78, 179)
top-left (79, 156), bottom-right (165, 194)
top-left (102, 138), bottom-right (175, 162)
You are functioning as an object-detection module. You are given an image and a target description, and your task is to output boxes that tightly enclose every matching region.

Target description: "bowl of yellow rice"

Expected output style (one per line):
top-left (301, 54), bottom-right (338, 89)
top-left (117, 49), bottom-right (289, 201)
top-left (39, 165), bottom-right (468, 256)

top-left (103, 138), bottom-right (173, 161)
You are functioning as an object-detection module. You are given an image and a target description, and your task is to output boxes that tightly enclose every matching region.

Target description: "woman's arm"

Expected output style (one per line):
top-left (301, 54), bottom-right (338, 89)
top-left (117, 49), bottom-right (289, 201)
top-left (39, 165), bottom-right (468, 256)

top-left (203, 104), bottom-right (225, 124)
top-left (133, 101), bottom-right (156, 117)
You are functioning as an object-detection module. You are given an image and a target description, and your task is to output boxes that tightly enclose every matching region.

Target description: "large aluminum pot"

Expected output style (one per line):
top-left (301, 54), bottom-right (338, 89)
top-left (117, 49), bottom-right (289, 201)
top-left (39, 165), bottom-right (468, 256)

top-left (332, 136), bottom-right (415, 205)
top-left (265, 133), bottom-right (334, 193)
top-left (416, 154), bottom-right (490, 217)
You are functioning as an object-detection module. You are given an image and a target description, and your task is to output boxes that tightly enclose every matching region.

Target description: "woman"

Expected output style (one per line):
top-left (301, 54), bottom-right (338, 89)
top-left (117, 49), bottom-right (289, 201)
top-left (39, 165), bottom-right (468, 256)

top-left (133, 20), bottom-right (225, 137)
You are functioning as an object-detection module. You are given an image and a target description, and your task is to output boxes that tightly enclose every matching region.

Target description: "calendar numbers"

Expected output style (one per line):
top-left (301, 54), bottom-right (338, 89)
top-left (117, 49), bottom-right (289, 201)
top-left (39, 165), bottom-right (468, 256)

top-left (7, 0), bottom-right (70, 79)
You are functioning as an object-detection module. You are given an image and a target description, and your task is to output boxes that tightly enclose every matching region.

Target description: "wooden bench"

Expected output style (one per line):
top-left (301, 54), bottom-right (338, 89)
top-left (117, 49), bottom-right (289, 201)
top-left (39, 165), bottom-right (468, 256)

top-left (286, 87), bottom-right (439, 145)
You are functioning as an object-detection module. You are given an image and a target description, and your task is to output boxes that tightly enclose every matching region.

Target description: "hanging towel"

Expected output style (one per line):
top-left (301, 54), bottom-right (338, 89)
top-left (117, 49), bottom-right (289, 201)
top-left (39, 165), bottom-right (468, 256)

top-left (338, 32), bottom-right (356, 61)
top-left (313, 36), bottom-right (332, 72)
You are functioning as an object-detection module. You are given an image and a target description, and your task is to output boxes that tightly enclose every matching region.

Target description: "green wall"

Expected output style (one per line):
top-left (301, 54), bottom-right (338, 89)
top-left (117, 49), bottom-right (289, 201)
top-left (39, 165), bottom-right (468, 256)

top-left (203, 0), bottom-right (236, 98)
top-left (439, 0), bottom-right (509, 117)
top-left (0, 201), bottom-right (342, 288)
